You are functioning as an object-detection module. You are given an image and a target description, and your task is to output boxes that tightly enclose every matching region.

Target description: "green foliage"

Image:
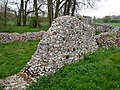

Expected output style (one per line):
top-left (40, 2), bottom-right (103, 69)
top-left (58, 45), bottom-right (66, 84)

top-left (0, 22), bottom-right (4, 30)
top-left (0, 41), bottom-right (39, 79)
top-left (40, 22), bottom-right (49, 27)
top-left (0, 85), bottom-right (3, 90)
top-left (94, 18), bottom-right (104, 23)
top-left (27, 47), bottom-right (120, 90)
top-left (29, 17), bottom-right (37, 28)
top-left (0, 14), bottom-right (5, 30)
top-left (103, 16), bottom-right (111, 23)
top-left (110, 20), bottom-right (120, 23)
top-left (39, 22), bottom-right (49, 31)
top-left (39, 17), bottom-right (48, 22)
top-left (95, 30), bottom-right (101, 35)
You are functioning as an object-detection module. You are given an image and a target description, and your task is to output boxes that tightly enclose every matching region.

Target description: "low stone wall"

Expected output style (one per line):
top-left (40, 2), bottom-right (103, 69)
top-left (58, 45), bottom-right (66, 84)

top-left (0, 31), bottom-right (46, 43)
top-left (81, 16), bottom-right (115, 33)
top-left (92, 23), bottom-right (115, 32)
top-left (95, 27), bottom-right (120, 48)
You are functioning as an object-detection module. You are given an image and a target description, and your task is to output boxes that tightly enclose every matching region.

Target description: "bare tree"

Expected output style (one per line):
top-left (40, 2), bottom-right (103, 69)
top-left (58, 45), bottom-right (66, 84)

top-left (23, 0), bottom-right (30, 26)
top-left (33, 0), bottom-right (40, 27)
top-left (71, 0), bottom-right (76, 16)
top-left (63, 0), bottom-right (72, 15)
top-left (47, 0), bottom-right (53, 26)
top-left (9, 1), bottom-right (22, 26)
top-left (4, 0), bottom-right (8, 26)
top-left (54, 0), bottom-right (65, 18)
top-left (46, 0), bottom-right (101, 25)
top-left (15, 0), bottom-right (23, 26)
top-left (54, 0), bottom-right (60, 18)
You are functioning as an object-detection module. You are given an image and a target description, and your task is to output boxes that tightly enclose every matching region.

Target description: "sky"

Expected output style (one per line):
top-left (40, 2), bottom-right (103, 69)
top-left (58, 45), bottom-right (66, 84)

top-left (80, 0), bottom-right (120, 18)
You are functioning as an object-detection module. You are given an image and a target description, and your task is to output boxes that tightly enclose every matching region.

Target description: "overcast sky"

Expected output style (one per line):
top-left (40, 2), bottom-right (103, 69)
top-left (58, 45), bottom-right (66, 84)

top-left (81, 0), bottom-right (120, 18)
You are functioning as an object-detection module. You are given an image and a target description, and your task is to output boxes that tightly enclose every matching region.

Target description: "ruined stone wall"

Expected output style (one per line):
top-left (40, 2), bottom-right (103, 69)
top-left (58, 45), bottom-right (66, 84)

top-left (0, 16), bottom-right (117, 45)
top-left (20, 16), bottom-right (98, 79)
top-left (81, 16), bottom-right (115, 33)
top-left (0, 16), bottom-right (120, 90)
top-left (0, 16), bottom-right (98, 90)
top-left (0, 31), bottom-right (45, 43)
top-left (82, 16), bottom-right (93, 24)
top-left (95, 27), bottom-right (120, 48)
top-left (92, 23), bottom-right (115, 32)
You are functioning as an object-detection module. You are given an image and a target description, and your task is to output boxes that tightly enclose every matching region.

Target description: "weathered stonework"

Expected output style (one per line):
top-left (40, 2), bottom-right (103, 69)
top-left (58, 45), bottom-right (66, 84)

top-left (92, 23), bottom-right (115, 32)
top-left (0, 31), bottom-right (45, 43)
top-left (81, 16), bottom-right (115, 33)
top-left (0, 16), bottom-right (120, 90)
top-left (95, 27), bottom-right (120, 48)
top-left (82, 16), bottom-right (93, 24)
top-left (0, 16), bottom-right (98, 90)
top-left (20, 16), bottom-right (98, 79)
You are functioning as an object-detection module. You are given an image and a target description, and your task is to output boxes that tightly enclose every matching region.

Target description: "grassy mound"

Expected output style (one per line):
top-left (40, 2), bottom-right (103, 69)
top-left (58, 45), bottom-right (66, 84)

top-left (27, 47), bottom-right (120, 90)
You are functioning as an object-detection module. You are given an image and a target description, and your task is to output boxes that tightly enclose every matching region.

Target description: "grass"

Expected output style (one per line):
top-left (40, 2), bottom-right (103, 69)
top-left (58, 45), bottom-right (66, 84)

top-left (0, 85), bottom-right (3, 90)
top-left (0, 22), bottom-right (49, 33)
top-left (27, 47), bottom-right (120, 90)
top-left (111, 18), bottom-right (120, 20)
top-left (94, 18), bottom-right (104, 23)
top-left (0, 40), bottom-right (39, 79)
top-left (95, 30), bottom-right (102, 35)
top-left (104, 23), bottom-right (120, 27)
top-left (94, 18), bottom-right (120, 27)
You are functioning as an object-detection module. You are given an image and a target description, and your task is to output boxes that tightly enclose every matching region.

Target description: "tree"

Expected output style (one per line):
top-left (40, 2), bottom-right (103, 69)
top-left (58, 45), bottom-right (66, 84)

top-left (4, 0), bottom-right (8, 26)
top-left (47, 0), bottom-right (101, 25)
top-left (47, 0), bottom-right (53, 26)
top-left (63, 0), bottom-right (72, 15)
top-left (9, 1), bottom-right (22, 26)
top-left (33, 0), bottom-right (40, 27)
top-left (22, 0), bottom-right (45, 27)
top-left (54, 0), bottom-right (65, 18)
top-left (71, 0), bottom-right (76, 16)
top-left (16, 0), bottom-right (23, 26)
top-left (23, 0), bottom-right (30, 26)
top-left (54, 0), bottom-right (60, 18)
top-left (103, 16), bottom-right (111, 23)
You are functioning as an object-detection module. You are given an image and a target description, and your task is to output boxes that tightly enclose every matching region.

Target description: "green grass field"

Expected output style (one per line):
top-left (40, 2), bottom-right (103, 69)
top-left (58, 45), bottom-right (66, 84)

top-left (103, 23), bottom-right (120, 27)
top-left (0, 22), bottom-right (49, 33)
top-left (0, 41), bottom-right (39, 79)
top-left (94, 18), bottom-right (120, 27)
top-left (27, 47), bottom-right (120, 90)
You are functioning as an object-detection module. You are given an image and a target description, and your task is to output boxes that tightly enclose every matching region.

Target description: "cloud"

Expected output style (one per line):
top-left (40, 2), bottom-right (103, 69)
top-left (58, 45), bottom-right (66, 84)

top-left (80, 0), bottom-right (120, 18)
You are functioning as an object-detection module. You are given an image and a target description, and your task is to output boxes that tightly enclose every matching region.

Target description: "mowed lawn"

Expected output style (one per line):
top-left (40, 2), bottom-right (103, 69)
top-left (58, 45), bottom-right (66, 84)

top-left (27, 47), bottom-right (120, 90)
top-left (0, 40), bottom-right (39, 79)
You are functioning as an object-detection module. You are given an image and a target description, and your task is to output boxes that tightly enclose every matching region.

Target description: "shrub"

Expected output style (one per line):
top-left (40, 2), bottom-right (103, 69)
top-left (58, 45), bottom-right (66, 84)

top-left (103, 16), bottom-right (111, 23)
top-left (29, 17), bottom-right (37, 28)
